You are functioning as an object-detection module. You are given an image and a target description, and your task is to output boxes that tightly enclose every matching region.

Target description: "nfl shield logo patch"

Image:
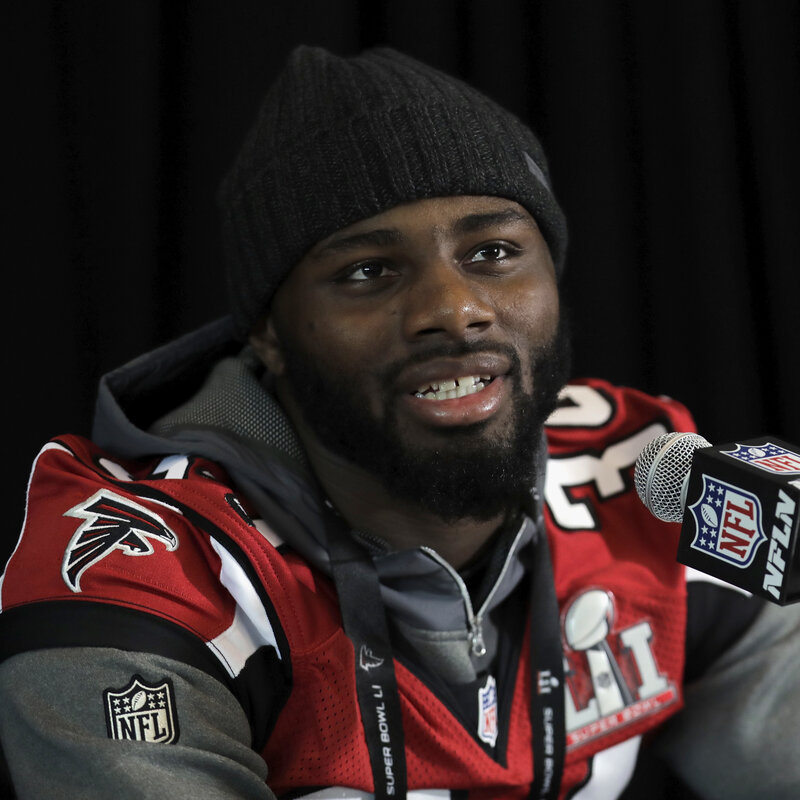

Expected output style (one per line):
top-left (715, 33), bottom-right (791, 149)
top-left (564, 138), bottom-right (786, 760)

top-left (104, 675), bottom-right (179, 744)
top-left (478, 674), bottom-right (498, 747)
top-left (722, 442), bottom-right (800, 476)
top-left (688, 474), bottom-right (766, 568)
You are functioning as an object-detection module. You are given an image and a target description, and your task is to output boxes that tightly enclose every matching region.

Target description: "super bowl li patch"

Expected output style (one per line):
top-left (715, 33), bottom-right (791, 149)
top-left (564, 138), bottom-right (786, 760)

top-left (104, 675), bottom-right (179, 744)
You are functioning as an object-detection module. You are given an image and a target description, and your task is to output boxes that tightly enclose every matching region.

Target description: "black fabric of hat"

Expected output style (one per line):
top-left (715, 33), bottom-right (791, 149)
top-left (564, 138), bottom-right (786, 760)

top-left (219, 45), bottom-right (568, 338)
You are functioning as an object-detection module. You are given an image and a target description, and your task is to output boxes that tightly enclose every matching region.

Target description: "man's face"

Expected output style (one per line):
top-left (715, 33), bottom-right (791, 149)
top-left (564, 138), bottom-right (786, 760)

top-left (253, 196), bottom-right (570, 521)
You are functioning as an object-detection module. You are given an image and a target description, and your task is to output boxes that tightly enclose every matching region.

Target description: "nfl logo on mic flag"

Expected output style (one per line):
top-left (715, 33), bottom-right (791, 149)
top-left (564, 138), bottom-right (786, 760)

top-left (687, 476), bottom-right (766, 568)
top-left (722, 442), bottom-right (800, 475)
top-left (678, 437), bottom-right (800, 604)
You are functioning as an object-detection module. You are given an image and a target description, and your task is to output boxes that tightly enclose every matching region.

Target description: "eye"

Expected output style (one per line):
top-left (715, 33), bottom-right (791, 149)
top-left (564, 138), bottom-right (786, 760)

top-left (339, 261), bottom-right (398, 282)
top-left (467, 242), bottom-right (519, 263)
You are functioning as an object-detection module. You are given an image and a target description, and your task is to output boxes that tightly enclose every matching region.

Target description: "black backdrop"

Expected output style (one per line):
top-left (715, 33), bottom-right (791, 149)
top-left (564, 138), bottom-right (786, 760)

top-left (5, 0), bottom-right (800, 556)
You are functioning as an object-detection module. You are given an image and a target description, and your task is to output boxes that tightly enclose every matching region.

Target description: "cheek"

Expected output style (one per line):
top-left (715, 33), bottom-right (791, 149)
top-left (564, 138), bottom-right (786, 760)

top-left (498, 281), bottom-right (560, 387)
top-left (289, 304), bottom-right (396, 390)
top-left (501, 280), bottom-right (559, 344)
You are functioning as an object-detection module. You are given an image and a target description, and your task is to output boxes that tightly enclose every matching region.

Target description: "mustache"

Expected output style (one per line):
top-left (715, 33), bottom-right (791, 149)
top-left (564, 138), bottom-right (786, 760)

top-left (379, 340), bottom-right (522, 380)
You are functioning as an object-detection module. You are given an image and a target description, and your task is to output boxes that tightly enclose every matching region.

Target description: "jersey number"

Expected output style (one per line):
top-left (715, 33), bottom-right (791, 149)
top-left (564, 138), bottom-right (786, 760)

top-left (545, 386), bottom-right (668, 531)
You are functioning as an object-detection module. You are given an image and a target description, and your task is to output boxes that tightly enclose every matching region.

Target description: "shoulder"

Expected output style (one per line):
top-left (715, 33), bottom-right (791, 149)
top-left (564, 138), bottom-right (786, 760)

top-left (3, 434), bottom-right (354, 753)
top-left (4, 433), bottom-right (339, 651)
top-left (542, 379), bottom-right (695, 534)
top-left (3, 436), bottom-right (305, 688)
top-left (545, 378), bottom-right (695, 449)
top-left (4, 435), bottom-right (247, 612)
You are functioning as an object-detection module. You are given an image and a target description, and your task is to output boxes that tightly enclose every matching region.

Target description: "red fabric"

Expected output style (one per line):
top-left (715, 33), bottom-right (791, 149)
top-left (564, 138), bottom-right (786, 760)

top-left (3, 441), bottom-right (237, 641)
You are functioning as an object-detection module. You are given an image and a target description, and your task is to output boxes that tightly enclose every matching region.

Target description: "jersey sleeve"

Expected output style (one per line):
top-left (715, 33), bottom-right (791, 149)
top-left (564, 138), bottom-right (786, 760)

top-left (0, 646), bottom-right (276, 799)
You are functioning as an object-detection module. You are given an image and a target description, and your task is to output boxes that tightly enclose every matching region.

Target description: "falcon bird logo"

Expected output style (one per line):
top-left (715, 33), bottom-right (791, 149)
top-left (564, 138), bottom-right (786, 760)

top-left (62, 490), bottom-right (179, 592)
top-left (359, 644), bottom-right (384, 672)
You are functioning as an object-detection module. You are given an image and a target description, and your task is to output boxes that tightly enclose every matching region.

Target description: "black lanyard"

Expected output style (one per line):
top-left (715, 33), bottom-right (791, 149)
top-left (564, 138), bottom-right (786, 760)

top-left (327, 516), bottom-right (408, 800)
top-left (326, 510), bottom-right (564, 800)
top-left (527, 526), bottom-right (565, 800)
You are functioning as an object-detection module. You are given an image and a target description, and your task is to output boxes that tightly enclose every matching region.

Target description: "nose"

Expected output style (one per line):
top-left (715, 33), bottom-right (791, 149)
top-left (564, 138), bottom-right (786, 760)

top-left (402, 261), bottom-right (496, 341)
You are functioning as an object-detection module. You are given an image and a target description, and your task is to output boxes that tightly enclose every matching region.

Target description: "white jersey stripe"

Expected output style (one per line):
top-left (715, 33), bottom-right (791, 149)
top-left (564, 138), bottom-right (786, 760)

top-left (253, 517), bottom-right (284, 549)
top-left (206, 536), bottom-right (282, 678)
top-left (572, 735), bottom-right (641, 799)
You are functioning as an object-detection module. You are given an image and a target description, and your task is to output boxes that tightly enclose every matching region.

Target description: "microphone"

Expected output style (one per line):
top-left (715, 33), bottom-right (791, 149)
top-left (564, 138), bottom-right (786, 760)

top-left (634, 431), bottom-right (800, 605)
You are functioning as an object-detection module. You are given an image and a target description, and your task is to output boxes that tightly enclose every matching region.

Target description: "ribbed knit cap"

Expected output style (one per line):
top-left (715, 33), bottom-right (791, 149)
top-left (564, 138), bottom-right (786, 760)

top-left (219, 45), bottom-right (567, 338)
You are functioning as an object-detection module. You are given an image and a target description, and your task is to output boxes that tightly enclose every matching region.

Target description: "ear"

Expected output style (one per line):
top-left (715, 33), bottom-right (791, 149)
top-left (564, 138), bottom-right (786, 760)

top-left (249, 314), bottom-right (286, 376)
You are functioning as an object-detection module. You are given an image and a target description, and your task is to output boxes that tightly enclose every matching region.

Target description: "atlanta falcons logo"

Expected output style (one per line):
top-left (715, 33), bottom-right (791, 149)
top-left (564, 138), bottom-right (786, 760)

top-left (359, 644), bottom-right (384, 672)
top-left (62, 490), bottom-right (179, 592)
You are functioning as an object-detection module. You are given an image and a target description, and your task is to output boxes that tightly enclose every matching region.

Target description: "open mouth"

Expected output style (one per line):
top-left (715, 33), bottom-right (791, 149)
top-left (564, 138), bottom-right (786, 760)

top-left (413, 375), bottom-right (494, 401)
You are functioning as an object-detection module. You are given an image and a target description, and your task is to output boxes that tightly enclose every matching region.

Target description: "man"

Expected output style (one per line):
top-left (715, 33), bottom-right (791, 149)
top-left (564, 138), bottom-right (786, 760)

top-left (0, 46), bottom-right (798, 799)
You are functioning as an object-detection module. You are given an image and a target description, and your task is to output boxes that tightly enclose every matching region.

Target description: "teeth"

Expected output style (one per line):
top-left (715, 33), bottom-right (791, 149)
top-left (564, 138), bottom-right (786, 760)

top-left (414, 375), bottom-right (492, 401)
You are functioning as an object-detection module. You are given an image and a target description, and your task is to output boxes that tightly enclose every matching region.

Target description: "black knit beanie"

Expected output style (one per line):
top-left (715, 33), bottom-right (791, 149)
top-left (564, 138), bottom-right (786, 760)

top-left (219, 45), bottom-right (568, 339)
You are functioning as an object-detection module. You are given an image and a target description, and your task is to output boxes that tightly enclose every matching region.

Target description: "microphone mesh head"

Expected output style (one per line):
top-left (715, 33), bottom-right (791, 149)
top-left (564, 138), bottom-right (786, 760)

top-left (634, 432), bottom-right (711, 522)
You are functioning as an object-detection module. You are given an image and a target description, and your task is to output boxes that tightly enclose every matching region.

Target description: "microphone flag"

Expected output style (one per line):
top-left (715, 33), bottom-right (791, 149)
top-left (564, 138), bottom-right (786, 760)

top-left (677, 438), bottom-right (800, 604)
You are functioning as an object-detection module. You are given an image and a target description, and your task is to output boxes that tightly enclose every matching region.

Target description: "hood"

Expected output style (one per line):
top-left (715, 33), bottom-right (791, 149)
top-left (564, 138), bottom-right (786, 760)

top-left (93, 316), bottom-right (331, 565)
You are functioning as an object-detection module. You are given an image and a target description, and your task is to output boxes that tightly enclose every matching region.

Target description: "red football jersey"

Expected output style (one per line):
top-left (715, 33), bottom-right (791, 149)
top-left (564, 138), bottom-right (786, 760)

top-left (1, 378), bottom-right (694, 798)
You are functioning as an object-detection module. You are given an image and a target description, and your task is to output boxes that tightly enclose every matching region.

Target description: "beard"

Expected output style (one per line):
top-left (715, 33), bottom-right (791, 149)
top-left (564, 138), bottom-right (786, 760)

top-left (276, 313), bottom-right (572, 522)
